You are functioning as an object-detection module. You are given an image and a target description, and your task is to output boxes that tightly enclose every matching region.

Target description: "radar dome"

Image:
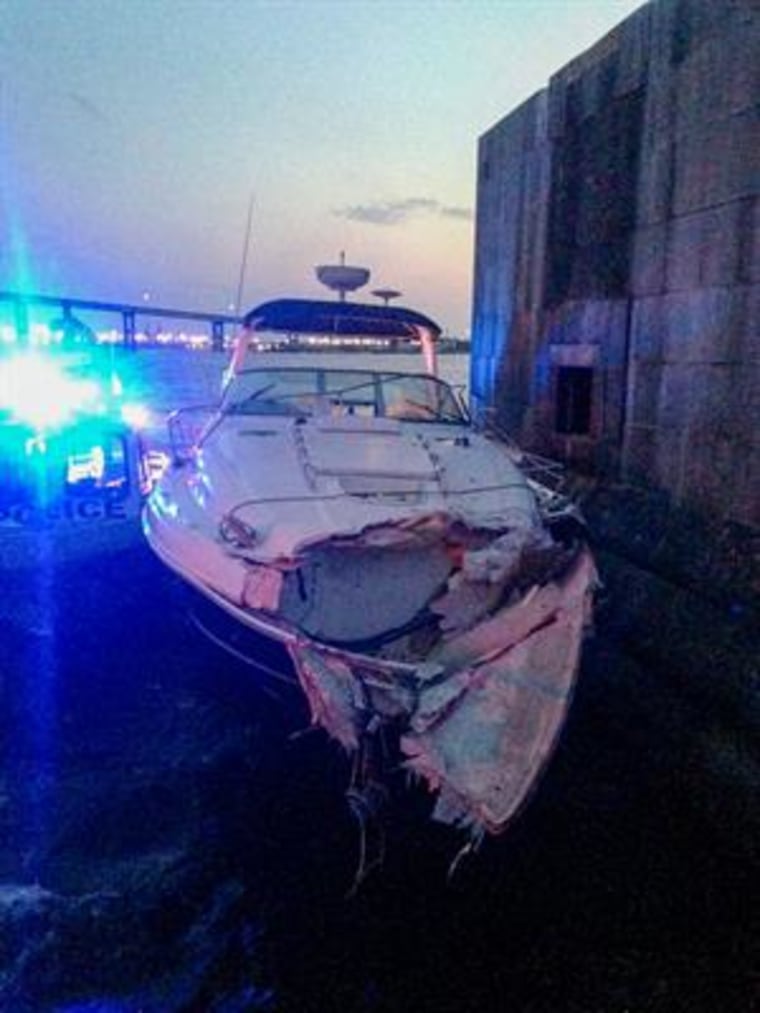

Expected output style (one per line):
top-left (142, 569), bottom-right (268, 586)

top-left (315, 252), bottom-right (370, 301)
top-left (372, 288), bottom-right (402, 306)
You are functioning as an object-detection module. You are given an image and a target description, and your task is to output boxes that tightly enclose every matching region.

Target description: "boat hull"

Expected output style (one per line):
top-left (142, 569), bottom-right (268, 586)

top-left (145, 501), bottom-right (597, 835)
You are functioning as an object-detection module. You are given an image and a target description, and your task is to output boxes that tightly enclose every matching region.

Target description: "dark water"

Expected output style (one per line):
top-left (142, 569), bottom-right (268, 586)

top-left (0, 349), bottom-right (756, 1012)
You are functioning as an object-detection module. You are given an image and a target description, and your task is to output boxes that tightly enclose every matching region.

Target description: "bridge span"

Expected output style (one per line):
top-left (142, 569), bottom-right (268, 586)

top-left (0, 290), bottom-right (241, 351)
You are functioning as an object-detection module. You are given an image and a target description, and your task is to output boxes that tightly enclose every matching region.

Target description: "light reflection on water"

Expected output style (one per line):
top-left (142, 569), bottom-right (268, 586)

top-left (19, 530), bottom-right (59, 879)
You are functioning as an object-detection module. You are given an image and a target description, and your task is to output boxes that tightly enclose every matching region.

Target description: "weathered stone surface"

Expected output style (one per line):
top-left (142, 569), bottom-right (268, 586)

top-left (626, 361), bottom-right (663, 426)
top-left (472, 0), bottom-right (757, 531)
top-left (744, 197), bottom-right (760, 283)
top-left (471, 91), bottom-right (550, 423)
top-left (578, 478), bottom-right (759, 613)
top-left (593, 542), bottom-right (759, 724)
top-left (629, 294), bottom-right (666, 361)
top-left (615, 3), bottom-right (654, 97)
top-left (623, 350), bottom-right (758, 524)
top-left (621, 422), bottom-right (658, 479)
top-left (666, 200), bottom-right (754, 290)
top-left (636, 135), bottom-right (675, 227)
top-left (542, 298), bottom-right (629, 353)
top-left (672, 105), bottom-right (759, 216)
top-left (675, 16), bottom-right (760, 131)
top-left (662, 285), bottom-right (755, 362)
top-left (631, 221), bottom-right (668, 295)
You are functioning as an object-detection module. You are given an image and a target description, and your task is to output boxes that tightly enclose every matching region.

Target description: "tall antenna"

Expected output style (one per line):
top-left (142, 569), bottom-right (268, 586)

top-left (234, 191), bottom-right (255, 314)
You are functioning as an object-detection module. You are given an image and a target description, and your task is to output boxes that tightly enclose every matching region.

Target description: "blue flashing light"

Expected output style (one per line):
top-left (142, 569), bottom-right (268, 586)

top-left (0, 353), bottom-right (104, 431)
top-left (120, 401), bottom-right (150, 430)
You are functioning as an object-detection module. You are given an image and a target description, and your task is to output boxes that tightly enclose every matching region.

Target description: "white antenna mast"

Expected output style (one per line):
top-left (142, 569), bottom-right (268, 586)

top-left (234, 191), bottom-right (255, 313)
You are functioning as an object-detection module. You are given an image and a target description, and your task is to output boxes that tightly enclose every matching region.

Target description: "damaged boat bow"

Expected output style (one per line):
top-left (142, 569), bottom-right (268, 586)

top-left (143, 298), bottom-right (597, 837)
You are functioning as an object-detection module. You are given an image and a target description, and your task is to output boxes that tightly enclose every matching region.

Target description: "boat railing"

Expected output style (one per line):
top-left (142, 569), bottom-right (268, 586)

top-left (480, 414), bottom-right (583, 523)
top-left (518, 452), bottom-right (566, 492)
top-left (167, 404), bottom-right (219, 463)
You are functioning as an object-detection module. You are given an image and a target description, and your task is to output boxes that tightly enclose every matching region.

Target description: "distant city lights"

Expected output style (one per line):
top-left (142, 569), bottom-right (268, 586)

top-left (0, 321), bottom-right (221, 350)
top-left (0, 319), bottom-right (468, 352)
top-left (0, 322), bottom-right (435, 352)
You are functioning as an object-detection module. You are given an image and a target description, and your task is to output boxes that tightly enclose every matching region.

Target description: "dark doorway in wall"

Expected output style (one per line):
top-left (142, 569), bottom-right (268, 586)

top-left (556, 366), bottom-right (593, 435)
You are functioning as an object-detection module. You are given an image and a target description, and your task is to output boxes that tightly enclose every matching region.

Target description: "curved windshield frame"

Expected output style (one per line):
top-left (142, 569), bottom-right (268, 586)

top-left (221, 367), bottom-right (467, 424)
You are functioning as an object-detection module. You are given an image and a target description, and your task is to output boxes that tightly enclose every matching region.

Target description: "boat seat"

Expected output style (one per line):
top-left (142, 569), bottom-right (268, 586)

top-left (386, 399), bottom-right (434, 421)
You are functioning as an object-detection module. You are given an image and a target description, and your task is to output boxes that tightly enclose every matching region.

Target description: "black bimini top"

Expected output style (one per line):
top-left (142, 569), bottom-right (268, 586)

top-left (242, 298), bottom-right (441, 341)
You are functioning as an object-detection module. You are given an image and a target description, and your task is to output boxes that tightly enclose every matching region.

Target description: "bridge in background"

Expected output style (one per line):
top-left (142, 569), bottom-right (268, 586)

top-left (0, 290), bottom-right (241, 351)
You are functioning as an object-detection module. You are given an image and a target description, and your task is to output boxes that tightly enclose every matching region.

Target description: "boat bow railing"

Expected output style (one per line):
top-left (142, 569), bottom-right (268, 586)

top-left (167, 403), bottom-right (220, 463)
top-left (480, 414), bottom-right (583, 525)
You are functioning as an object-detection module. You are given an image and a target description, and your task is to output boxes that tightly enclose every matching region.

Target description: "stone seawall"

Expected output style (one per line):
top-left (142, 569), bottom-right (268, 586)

top-left (573, 475), bottom-right (759, 843)
top-left (472, 0), bottom-right (759, 527)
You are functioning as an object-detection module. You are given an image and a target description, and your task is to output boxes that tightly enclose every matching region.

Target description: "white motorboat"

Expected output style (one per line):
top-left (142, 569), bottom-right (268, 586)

top-left (143, 298), bottom-right (597, 838)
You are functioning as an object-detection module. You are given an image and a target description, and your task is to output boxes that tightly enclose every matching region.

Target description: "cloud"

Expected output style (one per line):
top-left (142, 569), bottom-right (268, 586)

top-left (440, 205), bottom-right (473, 221)
top-left (333, 197), bottom-right (472, 226)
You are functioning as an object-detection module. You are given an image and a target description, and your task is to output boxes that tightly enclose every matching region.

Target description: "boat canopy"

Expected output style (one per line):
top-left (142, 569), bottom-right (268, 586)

top-left (242, 298), bottom-right (442, 341)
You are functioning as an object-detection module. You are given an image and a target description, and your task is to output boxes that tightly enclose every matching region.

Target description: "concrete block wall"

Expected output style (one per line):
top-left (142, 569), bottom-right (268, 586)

top-left (625, 0), bottom-right (759, 526)
top-left (471, 0), bottom-right (759, 530)
top-left (470, 91), bottom-right (550, 435)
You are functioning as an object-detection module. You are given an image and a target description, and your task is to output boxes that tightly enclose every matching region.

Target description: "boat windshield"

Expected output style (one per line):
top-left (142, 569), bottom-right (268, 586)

top-left (221, 368), bottom-right (466, 424)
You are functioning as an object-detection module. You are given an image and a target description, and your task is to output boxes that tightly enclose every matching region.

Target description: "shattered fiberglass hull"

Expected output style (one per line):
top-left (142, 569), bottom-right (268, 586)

top-left (292, 545), bottom-right (596, 834)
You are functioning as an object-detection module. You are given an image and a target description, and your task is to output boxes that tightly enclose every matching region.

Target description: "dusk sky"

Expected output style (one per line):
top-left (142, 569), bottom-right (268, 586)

top-left (2, 0), bottom-right (642, 336)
